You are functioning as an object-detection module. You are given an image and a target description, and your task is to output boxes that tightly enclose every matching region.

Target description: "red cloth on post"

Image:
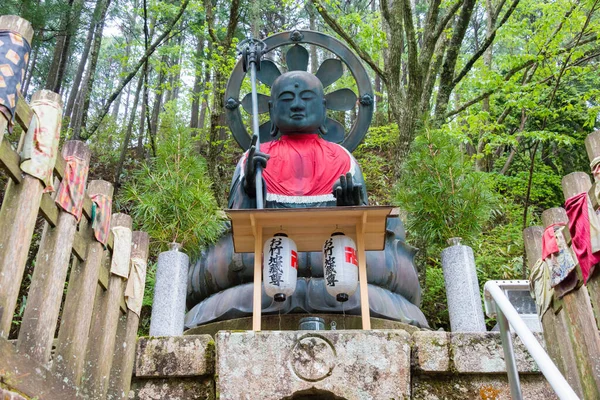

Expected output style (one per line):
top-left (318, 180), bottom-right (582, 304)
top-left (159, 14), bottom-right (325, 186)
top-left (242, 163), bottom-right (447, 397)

top-left (541, 224), bottom-right (562, 260)
top-left (565, 192), bottom-right (600, 284)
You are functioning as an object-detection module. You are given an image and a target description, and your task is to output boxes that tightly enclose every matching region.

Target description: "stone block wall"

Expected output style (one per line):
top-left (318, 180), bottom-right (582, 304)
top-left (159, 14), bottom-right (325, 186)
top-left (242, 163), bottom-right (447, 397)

top-left (130, 330), bottom-right (558, 400)
top-left (130, 336), bottom-right (215, 399)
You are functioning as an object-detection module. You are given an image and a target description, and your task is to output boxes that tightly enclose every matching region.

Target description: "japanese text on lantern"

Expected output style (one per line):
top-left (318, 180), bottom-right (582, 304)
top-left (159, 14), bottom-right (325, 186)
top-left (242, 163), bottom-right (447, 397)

top-left (268, 237), bottom-right (284, 286)
top-left (323, 238), bottom-right (338, 287)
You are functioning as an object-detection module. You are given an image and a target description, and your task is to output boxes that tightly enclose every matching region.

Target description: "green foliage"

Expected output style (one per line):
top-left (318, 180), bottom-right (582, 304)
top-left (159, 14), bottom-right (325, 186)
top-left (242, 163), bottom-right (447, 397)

top-left (354, 124), bottom-right (399, 204)
top-left (122, 103), bottom-right (226, 259)
top-left (395, 128), bottom-right (495, 252)
top-left (420, 263), bottom-right (449, 329)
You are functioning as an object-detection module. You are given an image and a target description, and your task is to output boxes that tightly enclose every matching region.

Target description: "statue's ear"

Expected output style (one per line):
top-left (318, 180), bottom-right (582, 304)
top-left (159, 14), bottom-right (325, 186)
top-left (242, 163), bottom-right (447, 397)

top-left (318, 98), bottom-right (328, 136)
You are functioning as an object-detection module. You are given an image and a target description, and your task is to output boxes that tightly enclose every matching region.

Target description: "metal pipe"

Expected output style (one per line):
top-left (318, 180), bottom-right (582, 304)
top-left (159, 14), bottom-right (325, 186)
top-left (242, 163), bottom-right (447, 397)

top-left (496, 307), bottom-right (523, 400)
top-left (249, 63), bottom-right (263, 209)
top-left (484, 281), bottom-right (580, 400)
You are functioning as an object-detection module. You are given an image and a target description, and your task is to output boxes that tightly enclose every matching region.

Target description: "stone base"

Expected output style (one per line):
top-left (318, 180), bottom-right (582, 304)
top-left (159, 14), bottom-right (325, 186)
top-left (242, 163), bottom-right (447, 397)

top-left (216, 330), bottom-right (411, 400)
top-left (129, 331), bottom-right (558, 400)
top-left (413, 375), bottom-right (555, 400)
top-left (129, 378), bottom-right (214, 400)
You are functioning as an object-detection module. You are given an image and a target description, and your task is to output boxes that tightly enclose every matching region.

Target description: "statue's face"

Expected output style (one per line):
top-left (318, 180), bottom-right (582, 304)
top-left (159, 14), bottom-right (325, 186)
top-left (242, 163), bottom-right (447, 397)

top-left (270, 71), bottom-right (326, 135)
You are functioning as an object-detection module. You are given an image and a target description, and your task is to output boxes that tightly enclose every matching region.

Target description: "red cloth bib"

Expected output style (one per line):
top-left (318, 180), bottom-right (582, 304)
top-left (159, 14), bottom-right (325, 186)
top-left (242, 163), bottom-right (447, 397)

top-left (258, 134), bottom-right (351, 196)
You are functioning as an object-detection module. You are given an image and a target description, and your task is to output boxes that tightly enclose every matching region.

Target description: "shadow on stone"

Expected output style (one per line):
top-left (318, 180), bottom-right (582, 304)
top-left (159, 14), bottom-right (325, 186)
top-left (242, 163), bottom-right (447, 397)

top-left (282, 388), bottom-right (347, 400)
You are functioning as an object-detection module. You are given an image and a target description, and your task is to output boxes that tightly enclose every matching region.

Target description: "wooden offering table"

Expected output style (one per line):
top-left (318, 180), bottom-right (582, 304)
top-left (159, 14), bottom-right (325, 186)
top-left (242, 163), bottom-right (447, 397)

top-left (226, 206), bottom-right (394, 331)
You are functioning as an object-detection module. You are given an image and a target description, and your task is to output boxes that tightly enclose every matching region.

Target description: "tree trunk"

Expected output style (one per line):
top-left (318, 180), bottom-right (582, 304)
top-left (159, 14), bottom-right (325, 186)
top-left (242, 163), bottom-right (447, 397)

top-left (476, 0), bottom-right (498, 172)
top-left (434, 0), bottom-right (477, 122)
top-left (45, 0), bottom-right (75, 92)
top-left (115, 74), bottom-right (144, 187)
top-left (190, 36), bottom-right (205, 129)
top-left (77, 0), bottom-right (111, 136)
top-left (198, 67), bottom-right (210, 130)
top-left (22, 33), bottom-right (40, 97)
top-left (137, 70), bottom-right (148, 159)
top-left (64, 0), bottom-right (104, 121)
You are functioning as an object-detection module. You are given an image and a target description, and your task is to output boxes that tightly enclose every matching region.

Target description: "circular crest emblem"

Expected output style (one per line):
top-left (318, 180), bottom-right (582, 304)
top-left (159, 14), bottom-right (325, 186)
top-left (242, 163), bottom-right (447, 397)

top-left (290, 334), bottom-right (337, 382)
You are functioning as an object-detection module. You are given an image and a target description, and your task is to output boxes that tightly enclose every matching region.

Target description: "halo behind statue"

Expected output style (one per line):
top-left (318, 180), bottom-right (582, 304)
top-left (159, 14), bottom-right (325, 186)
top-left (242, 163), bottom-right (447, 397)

top-left (225, 30), bottom-right (374, 153)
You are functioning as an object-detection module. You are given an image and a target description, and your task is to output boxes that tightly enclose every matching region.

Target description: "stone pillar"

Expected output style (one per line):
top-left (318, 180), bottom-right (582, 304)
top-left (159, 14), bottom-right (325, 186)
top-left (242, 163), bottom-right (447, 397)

top-left (441, 238), bottom-right (486, 332)
top-left (150, 243), bottom-right (189, 336)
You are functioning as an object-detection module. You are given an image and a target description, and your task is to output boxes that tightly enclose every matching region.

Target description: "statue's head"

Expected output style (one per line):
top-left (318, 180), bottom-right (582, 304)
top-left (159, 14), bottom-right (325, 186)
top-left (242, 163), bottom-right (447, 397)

top-left (269, 71), bottom-right (327, 136)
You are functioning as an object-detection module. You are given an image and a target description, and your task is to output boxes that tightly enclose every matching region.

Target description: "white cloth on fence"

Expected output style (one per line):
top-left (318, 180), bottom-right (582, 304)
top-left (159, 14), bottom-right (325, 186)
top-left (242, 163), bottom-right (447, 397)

top-left (20, 99), bottom-right (61, 191)
top-left (125, 257), bottom-right (147, 316)
top-left (529, 258), bottom-right (553, 317)
top-left (588, 195), bottom-right (600, 253)
top-left (110, 226), bottom-right (132, 278)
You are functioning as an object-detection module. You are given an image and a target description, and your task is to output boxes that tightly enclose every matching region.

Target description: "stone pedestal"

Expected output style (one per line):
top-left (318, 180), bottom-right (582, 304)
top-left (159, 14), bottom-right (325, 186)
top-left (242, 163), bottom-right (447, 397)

top-left (441, 239), bottom-right (486, 332)
top-left (149, 244), bottom-right (189, 336)
top-left (216, 330), bottom-right (410, 400)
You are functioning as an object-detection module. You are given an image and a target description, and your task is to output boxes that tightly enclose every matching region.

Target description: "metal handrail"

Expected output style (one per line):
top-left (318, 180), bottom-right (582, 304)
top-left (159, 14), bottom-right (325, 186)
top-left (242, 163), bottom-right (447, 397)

top-left (483, 281), bottom-right (580, 400)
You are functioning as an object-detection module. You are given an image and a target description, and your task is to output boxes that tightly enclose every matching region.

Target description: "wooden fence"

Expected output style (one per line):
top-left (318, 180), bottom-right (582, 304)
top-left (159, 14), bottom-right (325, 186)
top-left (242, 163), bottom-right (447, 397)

top-left (523, 129), bottom-right (600, 399)
top-left (0, 15), bottom-right (149, 400)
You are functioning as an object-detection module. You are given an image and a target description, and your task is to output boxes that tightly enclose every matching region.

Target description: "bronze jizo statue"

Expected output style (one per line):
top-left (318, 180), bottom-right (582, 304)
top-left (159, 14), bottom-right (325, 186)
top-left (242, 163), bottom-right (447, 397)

top-left (229, 70), bottom-right (367, 209)
top-left (185, 33), bottom-right (428, 330)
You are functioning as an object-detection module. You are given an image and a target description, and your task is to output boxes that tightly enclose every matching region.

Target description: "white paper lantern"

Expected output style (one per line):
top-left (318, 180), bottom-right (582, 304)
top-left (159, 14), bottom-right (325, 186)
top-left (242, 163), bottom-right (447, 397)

top-left (263, 233), bottom-right (298, 302)
top-left (323, 232), bottom-right (359, 302)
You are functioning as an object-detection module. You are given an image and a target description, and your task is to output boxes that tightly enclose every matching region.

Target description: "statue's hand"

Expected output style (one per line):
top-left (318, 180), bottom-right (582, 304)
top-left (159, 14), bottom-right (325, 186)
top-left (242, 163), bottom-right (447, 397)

top-left (333, 172), bottom-right (363, 206)
top-left (243, 135), bottom-right (270, 196)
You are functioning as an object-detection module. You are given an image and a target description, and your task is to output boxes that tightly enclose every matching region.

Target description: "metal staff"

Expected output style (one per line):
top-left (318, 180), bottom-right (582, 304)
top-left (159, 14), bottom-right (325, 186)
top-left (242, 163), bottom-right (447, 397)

top-left (239, 38), bottom-right (266, 209)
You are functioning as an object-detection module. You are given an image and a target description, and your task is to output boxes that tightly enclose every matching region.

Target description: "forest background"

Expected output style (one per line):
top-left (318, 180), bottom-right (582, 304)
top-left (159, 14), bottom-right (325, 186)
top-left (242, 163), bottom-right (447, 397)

top-left (3, 0), bottom-right (600, 334)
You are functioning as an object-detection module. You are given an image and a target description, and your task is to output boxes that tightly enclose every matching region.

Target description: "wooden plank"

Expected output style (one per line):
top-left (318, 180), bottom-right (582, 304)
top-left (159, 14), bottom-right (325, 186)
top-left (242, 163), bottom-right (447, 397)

top-left (83, 213), bottom-right (133, 399)
top-left (0, 15), bottom-right (34, 45)
top-left (107, 231), bottom-right (150, 400)
top-left (16, 141), bottom-right (90, 365)
top-left (0, 178), bottom-right (43, 336)
top-left (584, 130), bottom-right (600, 330)
top-left (0, 16), bottom-right (33, 135)
top-left (53, 180), bottom-right (114, 386)
top-left (0, 117), bottom-right (7, 142)
top-left (0, 337), bottom-right (83, 399)
top-left (529, 215), bottom-right (583, 397)
top-left (0, 90), bottom-right (62, 338)
top-left (228, 206), bottom-right (392, 252)
top-left (252, 216), bottom-right (262, 331)
top-left (72, 230), bottom-right (88, 261)
top-left (356, 212), bottom-right (371, 330)
top-left (554, 308), bottom-right (584, 396)
top-left (561, 285), bottom-right (600, 398)
top-left (15, 91), bottom-right (33, 130)
top-left (0, 139), bottom-right (23, 183)
top-left (39, 192), bottom-right (59, 227)
top-left (560, 172), bottom-right (600, 398)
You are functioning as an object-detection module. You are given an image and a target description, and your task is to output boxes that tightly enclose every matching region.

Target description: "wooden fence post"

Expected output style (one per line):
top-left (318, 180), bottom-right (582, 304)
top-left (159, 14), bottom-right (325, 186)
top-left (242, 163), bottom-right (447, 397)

top-left (523, 226), bottom-right (560, 365)
top-left (53, 180), bottom-right (113, 385)
top-left (83, 213), bottom-right (132, 399)
top-left (538, 210), bottom-right (584, 396)
top-left (0, 90), bottom-right (61, 338)
top-left (560, 172), bottom-right (600, 398)
top-left (583, 130), bottom-right (600, 326)
top-left (107, 231), bottom-right (149, 400)
top-left (16, 141), bottom-right (91, 364)
top-left (0, 15), bottom-right (34, 141)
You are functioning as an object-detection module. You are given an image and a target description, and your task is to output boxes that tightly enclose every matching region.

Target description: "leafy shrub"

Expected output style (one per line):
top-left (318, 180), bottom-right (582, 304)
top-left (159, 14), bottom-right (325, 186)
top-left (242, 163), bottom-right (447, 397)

top-left (395, 128), bottom-right (495, 252)
top-left (122, 103), bottom-right (226, 259)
